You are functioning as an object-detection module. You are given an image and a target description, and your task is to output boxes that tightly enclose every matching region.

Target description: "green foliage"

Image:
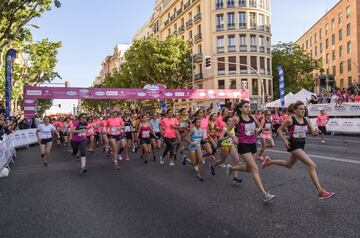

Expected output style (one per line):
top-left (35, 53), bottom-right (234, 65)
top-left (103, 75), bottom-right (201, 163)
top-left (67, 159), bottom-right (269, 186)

top-left (272, 42), bottom-right (321, 98)
top-left (36, 99), bottom-right (53, 116)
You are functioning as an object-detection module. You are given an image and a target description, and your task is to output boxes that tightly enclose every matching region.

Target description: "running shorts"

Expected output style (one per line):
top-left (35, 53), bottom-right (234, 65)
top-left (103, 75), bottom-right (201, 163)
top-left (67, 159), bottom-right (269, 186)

top-left (237, 143), bottom-right (257, 155)
top-left (287, 139), bottom-right (306, 152)
top-left (318, 126), bottom-right (326, 135)
top-left (41, 138), bottom-right (53, 145)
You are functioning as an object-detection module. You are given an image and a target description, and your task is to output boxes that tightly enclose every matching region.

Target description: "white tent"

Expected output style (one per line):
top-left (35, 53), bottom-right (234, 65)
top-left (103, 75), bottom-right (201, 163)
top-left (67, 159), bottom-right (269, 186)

top-left (266, 89), bottom-right (316, 108)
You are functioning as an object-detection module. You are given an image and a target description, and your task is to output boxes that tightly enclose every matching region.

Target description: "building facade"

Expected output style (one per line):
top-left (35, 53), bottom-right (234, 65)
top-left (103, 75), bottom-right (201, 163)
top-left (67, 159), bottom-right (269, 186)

top-left (94, 43), bottom-right (130, 86)
top-left (296, 0), bottom-right (360, 92)
top-left (134, 0), bottom-right (273, 108)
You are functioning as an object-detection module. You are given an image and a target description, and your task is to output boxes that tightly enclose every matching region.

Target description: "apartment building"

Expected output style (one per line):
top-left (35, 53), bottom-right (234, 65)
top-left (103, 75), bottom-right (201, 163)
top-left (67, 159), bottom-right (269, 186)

top-left (134, 0), bottom-right (273, 108)
top-left (296, 0), bottom-right (360, 92)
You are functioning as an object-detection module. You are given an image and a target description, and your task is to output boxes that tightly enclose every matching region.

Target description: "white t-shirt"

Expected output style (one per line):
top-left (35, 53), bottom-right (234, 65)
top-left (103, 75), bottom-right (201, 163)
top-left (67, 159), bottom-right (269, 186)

top-left (38, 124), bottom-right (55, 139)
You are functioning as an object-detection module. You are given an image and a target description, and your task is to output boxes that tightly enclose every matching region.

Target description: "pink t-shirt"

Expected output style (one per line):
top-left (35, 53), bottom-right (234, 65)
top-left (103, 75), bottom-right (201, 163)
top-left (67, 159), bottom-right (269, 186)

top-left (160, 118), bottom-right (179, 138)
top-left (107, 118), bottom-right (124, 135)
top-left (86, 122), bottom-right (95, 137)
top-left (317, 115), bottom-right (329, 127)
top-left (200, 117), bottom-right (209, 139)
top-left (215, 116), bottom-right (226, 137)
top-left (355, 95), bottom-right (360, 103)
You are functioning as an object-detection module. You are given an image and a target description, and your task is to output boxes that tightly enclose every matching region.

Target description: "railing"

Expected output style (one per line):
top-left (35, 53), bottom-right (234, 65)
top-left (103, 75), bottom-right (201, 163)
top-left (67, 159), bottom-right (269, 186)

top-left (240, 69), bottom-right (248, 74)
top-left (165, 19), bottom-right (170, 26)
top-left (228, 23), bottom-right (235, 30)
top-left (218, 70), bottom-right (225, 75)
top-left (194, 73), bottom-right (203, 80)
top-left (266, 48), bottom-right (271, 54)
top-left (259, 46), bottom-right (265, 53)
top-left (170, 14), bottom-right (176, 21)
top-left (216, 24), bottom-right (224, 31)
top-left (178, 25), bottom-right (185, 34)
top-left (217, 46), bottom-right (225, 53)
top-left (187, 38), bottom-right (193, 45)
top-left (216, 3), bottom-right (224, 9)
top-left (186, 19), bottom-right (193, 28)
top-left (239, 0), bottom-right (246, 7)
top-left (250, 45), bottom-right (257, 52)
top-left (250, 25), bottom-right (257, 30)
top-left (184, 0), bottom-right (191, 9)
top-left (194, 33), bottom-right (202, 42)
top-left (227, 1), bottom-right (235, 7)
top-left (177, 8), bottom-right (183, 16)
top-left (194, 12), bottom-right (202, 22)
top-left (240, 45), bottom-right (247, 52)
top-left (258, 25), bottom-right (265, 31)
top-left (239, 23), bottom-right (247, 29)
top-left (229, 69), bottom-right (237, 74)
top-left (193, 53), bottom-right (203, 61)
top-left (228, 45), bottom-right (236, 52)
top-left (173, 30), bottom-right (178, 36)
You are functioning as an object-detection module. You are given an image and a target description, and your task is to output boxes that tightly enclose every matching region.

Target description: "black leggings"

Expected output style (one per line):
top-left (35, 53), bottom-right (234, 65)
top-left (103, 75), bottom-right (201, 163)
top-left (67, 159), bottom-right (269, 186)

top-left (71, 140), bottom-right (87, 157)
top-left (162, 137), bottom-right (176, 159)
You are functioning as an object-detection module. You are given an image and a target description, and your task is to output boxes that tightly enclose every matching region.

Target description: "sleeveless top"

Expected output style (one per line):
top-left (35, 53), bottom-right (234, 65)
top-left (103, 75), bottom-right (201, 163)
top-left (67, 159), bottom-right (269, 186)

top-left (150, 119), bottom-right (160, 133)
top-left (261, 119), bottom-right (272, 136)
top-left (221, 128), bottom-right (235, 147)
top-left (288, 117), bottom-right (308, 142)
top-left (236, 115), bottom-right (257, 144)
top-left (191, 128), bottom-right (203, 145)
top-left (72, 121), bottom-right (88, 141)
top-left (124, 118), bottom-right (132, 133)
top-left (139, 124), bottom-right (151, 139)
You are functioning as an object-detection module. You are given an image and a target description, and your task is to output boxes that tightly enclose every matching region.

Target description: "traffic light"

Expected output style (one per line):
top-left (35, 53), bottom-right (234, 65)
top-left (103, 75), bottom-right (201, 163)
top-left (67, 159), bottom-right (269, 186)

top-left (65, 81), bottom-right (69, 87)
top-left (58, 104), bottom-right (61, 108)
top-left (205, 57), bottom-right (211, 69)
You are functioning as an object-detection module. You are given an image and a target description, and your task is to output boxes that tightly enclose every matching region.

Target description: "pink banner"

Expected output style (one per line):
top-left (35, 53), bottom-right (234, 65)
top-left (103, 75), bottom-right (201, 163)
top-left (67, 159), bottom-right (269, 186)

top-left (24, 87), bottom-right (249, 100)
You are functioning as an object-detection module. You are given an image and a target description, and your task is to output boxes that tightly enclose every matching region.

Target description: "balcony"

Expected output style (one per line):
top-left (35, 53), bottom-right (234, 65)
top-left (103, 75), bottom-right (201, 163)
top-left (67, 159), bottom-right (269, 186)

top-left (267, 69), bottom-right (271, 75)
top-left (239, 23), bottom-right (247, 29)
top-left (250, 25), bottom-right (257, 30)
top-left (259, 46), bottom-right (265, 53)
top-left (194, 12), bottom-right (202, 23)
top-left (194, 33), bottom-right (202, 42)
top-left (216, 24), bottom-right (224, 31)
top-left (240, 45), bottom-right (247, 52)
top-left (267, 47), bottom-right (271, 54)
top-left (228, 45), bottom-right (236, 52)
top-left (184, 0), bottom-right (191, 9)
top-left (165, 19), bottom-right (170, 26)
top-left (187, 38), bottom-right (193, 45)
top-left (173, 30), bottom-right (178, 36)
top-left (170, 14), bottom-right (176, 21)
top-left (186, 19), bottom-right (193, 29)
top-left (177, 8), bottom-right (183, 16)
top-left (217, 46), bottom-right (225, 53)
top-left (240, 69), bottom-right (248, 74)
top-left (193, 53), bottom-right (203, 62)
top-left (229, 70), bottom-right (237, 74)
top-left (178, 25), bottom-right (185, 34)
top-left (249, 0), bottom-right (257, 7)
top-left (228, 23), bottom-right (236, 30)
top-left (258, 25), bottom-right (265, 31)
top-left (260, 69), bottom-right (266, 74)
top-left (217, 70), bottom-right (225, 75)
top-left (250, 45), bottom-right (257, 52)
top-left (238, 0), bottom-right (246, 7)
top-left (265, 25), bottom-right (271, 33)
top-left (227, 1), bottom-right (235, 8)
top-left (216, 3), bottom-right (224, 9)
top-left (194, 73), bottom-right (203, 81)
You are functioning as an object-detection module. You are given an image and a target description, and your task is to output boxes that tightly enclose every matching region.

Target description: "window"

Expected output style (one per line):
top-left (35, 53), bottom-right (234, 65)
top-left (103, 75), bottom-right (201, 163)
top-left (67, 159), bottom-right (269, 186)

top-left (240, 56), bottom-right (247, 73)
top-left (239, 12), bottom-right (247, 28)
top-left (228, 35), bottom-right (236, 51)
top-left (315, 47), bottom-right (317, 57)
top-left (249, 12), bottom-right (256, 29)
top-left (331, 18), bottom-right (335, 29)
top-left (325, 24), bottom-right (329, 34)
top-left (314, 33), bottom-right (317, 43)
top-left (258, 14), bottom-right (265, 30)
top-left (332, 34), bottom-right (335, 45)
top-left (249, 0), bottom-right (256, 8)
top-left (346, 6), bottom-right (350, 18)
top-left (339, 29), bottom-right (343, 41)
top-left (340, 79), bottom-right (344, 89)
top-left (332, 65), bottom-right (336, 76)
top-left (348, 76), bottom-right (352, 86)
top-left (340, 62), bottom-right (344, 74)
top-left (338, 12), bottom-right (342, 25)
top-left (259, 36), bottom-right (265, 52)
top-left (326, 53), bottom-right (329, 64)
top-left (218, 80), bottom-right (225, 89)
top-left (347, 23), bottom-right (351, 36)
top-left (230, 79), bottom-right (237, 89)
top-left (228, 56), bottom-right (236, 73)
top-left (216, 0), bottom-right (224, 9)
top-left (241, 79), bottom-right (248, 89)
top-left (217, 57), bottom-right (225, 74)
top-left (348, 59), bottom-right (352, 71)
top-left (251, 56), bottom-right (257, 70)
top-left (239, 34), bottom-right (246, 46)
top-left (216, 14), bottom-right (224, 31)
top-left (339, 46), bottom-right (343, 59)
top-left (310, 36), bottom-right (312, 46)
top-left (252, 78), bottom-right (259, 95)
top-left (332, 50), bottom-right (336, 61)
top-left (325, 39), bottom-right (329, 49)
top-left (267, 58), bottom-right (271, 74)
top-left (319, 29), bottom-right (322, 39)
top-left (250, 34), bottom-right (256, 46)
top-left (259, 0), bottom-right (264, 9)
top-left (347, 41), bottom-right (351, 54)
top-left (239, 0), bottom-right (246, 7)
top-left (320, 43), bottom-right (323, 53)
top-left (326, 69), bottom-right (329, 75)
top-left (227, 0), bottom-right (235, 8)
top-left (260, 57), bottom-right (265, 74)
top-left (227, 12), bottom-right (235, 29)
top-left (306, 40), bottom-right (308, 49)
top-left (217, 36), bottom-right (224, 52)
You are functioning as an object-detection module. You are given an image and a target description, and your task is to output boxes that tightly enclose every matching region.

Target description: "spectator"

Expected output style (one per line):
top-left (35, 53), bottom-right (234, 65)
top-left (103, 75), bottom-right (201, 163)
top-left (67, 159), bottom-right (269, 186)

top-left (355, 92), bottom-right (360, 103)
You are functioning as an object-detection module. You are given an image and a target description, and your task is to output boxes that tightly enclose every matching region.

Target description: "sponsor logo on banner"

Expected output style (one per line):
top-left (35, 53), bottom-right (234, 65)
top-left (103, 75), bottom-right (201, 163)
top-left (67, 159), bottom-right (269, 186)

top-left (137, 92), bottom-right (146, 97)
top-left (143, 84), bottom-right (160, 91)
top-left (28, 132), bottom-right (36, 139)
top-left (323, 106), bottom-right (332, 112)
top-left (309, 106), bottom-right (320, 113)
top-left (164, 92), bottom-right (173, 97)
top-left (106, 91), bottom-right (118, 96)
top-left (66, 91), bottom-right (77, 96)
top-left (218, 92), bottom-right (226, 97)
top-left (27, 90), bottom-right (42, 96)
top-left (175, 92), bottom-right (185, 97)
top-left (357, 122), bottom-right (360, 128)
top-left (15, 134), bottom-right (20, 141)
top-left (24, 99), bottom-right (34, 104)
top-left (348, 104), bottom-right (360, 112)
top-left (21, 133), bottom-right (27, 141)
top-left (199, 92), bottom-right (207, 97)
top-left (79, 89), bottom-right (91, 97)
top-left (335, 105), bottom-right (346, 112)
top-left (24, 106), bottom-right (35, 111)
top-left (95, 91), bottom-right (105, 96)
top-left (328, 121), bottom-right (339, 128)
top-left (342, 121), bottom-right (353, 128)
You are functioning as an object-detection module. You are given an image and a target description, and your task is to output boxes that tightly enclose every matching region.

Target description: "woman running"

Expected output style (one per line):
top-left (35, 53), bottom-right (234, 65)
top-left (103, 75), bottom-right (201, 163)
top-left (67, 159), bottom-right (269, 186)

top-left (150, 113), bottom-right (162, 162)
top-left (226, 100), bottom-right (276, 202)
top-left (100, 116), bottom-right (110, 157)
top-left (258, 110), bottom-right (275, 161)
top-left (138, 115), bottom-right (157, 165)
top-left (262, 101), bottom-right (335, 200)
top-left (177, 108), bottom-right (189, 156)
top-left (316, 110), bottom-right (329, 143)
top-left (208, 113), bottom-right (219, 156)
top-left (123, 111), bottom-right (133, 157)
top-left (86, 117), bottom-right (95, 153)
top-left (183, 118), bottom-right (205, 182)
top-left (271, 110), bottom-right (281, 138)
top-left (160, 109), bottom-right (179, 166)
top-left (70, 113), bottom-right (88, 174)
top-left (215, 108), bottom-right (229, 138)
top-left (209, 116), bottom-right (242, 184)
top-left (197, 109), bottom-right (216, 161)
top-left (36, 116), bottom-right (60, 167)
top-left (106, 111), bottom-right (125, 170)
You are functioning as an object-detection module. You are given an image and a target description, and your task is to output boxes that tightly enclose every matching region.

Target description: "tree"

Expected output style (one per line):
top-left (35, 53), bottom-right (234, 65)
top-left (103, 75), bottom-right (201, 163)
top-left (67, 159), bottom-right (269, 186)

top-left (271, 42), bottom-right (321, 98)
top-left (0, 0), bottom-right (61, 67)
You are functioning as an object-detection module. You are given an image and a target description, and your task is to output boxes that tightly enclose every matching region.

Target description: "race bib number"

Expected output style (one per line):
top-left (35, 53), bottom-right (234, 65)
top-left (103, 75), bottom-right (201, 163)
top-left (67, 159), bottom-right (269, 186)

top-left (88, 128), bottom-right (94, 133)
top-left (124, 126), bottom-right (131, 132)
top-left (78, 132), bottom-right (85, 137)
top-left (226, 137), bottom-right (233, 145)
top-left (111, 128), bottom-right (119, 135)
top-left (180, 121), bottom-right (187, 127)
top-left (293, 125), bottom-right (307, 138)
top-left (193, 138), bottom-right (201, 145)
top-left (245, 123), bottom-right (256, 136)
top-left (265, 123), bottom-right (272, 129)
top-left (321, 120), bottom-right (327, 124)
top-left (154, 127), bottom-right (160, 133)
top-left (142, 131), bottom-right (150, 138)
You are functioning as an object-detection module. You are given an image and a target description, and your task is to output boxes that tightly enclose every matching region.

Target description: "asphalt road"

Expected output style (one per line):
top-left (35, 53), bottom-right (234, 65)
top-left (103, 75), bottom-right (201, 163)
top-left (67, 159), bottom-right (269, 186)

top-left (1, 135), bottom-right (360, 238)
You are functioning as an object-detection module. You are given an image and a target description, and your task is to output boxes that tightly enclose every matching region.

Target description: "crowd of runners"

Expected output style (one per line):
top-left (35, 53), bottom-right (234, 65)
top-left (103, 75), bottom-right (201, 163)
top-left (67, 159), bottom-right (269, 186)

top-left (35, 100), bottom-right (335, 202)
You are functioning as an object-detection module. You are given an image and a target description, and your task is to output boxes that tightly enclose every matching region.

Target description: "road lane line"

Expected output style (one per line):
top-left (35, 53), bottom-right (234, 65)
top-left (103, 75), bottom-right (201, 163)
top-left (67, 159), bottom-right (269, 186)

top-left (305, 144), bottom-right (344, 149)
top-left (267, 149), bottom-right (360, 165)
top-left (306, 138), bottom-right (360, 143)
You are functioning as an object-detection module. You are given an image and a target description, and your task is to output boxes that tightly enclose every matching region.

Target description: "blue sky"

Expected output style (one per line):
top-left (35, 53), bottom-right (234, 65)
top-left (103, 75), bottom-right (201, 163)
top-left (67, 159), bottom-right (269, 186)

top-left (30, 0), bottom-right (339, 113)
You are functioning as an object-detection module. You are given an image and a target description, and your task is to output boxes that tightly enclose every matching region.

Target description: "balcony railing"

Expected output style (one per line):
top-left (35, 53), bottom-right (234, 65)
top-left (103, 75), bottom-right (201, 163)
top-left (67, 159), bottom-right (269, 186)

top-left (229, 70), bottom-right (237, 74)
top-left (194, 73), bottom-right (203, 80)
top-left (165, 19), bottom-right (170, 26)
top-left (239, 45), bottom-right (247, 52)
top-left (194, 12), bottom-right (202, 22)
top-left (177, 8), bottom-right (183, 16)
top-left (250, 45), bottom-right (257, 52)
top-left (258, 25), bottom-right (265, 31)
top-left (217, 70), bottom-right (225, 75)
top-left (193, 53), bottom-right (203, 61)
top-left (240, 69), bottom-right (248, 74)
top-left (227, 1), bottom-right (235, 7)
top-left (250, 25), bottom-right (257, 30)
top-left (184, 1), bottom-right (191, 9)
top-left (265, 25), bottom-right (271, 33)
top-left (249, 0), bottom-right (256, 7)
top-left (239, 23), bottom-right (247, 29)
top-left (228, 23), bottom-right (235, 30)
top-left (178, 25), bottom-right (185, 34)
top-left (267, 47), bottom-right (271, 54)
top-left (216, 24), bottom-right (224, 31)
top-left (260, 69), bottom-right (265, 74)
top-left (259, 46), bottom-right (265, 53)
top-left (228, 45), bottom-right (236, 52)
top-left (173, 30), bottom-right (178, 36)
top-left (216, 3), bottom-right (224, 9)
top-left (194, 33), bottom-right (202, 42)
top-left (170, 14), bottom-right (176, 21)
top-left (186, 19), bottom-right (193, 28)
top-left (238, 0), bottom-right (246, 7)
top-left (217, 46), bottom-right (225, 53)
top-left (187, 38), bottom-right (193, 45)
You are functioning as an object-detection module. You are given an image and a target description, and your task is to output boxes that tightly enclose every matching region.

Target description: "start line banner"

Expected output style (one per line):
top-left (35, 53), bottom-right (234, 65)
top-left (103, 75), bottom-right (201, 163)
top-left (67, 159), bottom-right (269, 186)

top-left (24, 86), bottom-right (250, 100)
top-left (308, 103), bottom-right (360, 117)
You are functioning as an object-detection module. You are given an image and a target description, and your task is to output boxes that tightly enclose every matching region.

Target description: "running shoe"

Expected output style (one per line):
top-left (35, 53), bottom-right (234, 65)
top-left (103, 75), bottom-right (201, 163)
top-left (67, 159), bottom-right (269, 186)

top-left (80, 167), bottom-right (87, 174)
top-left (226, 166), bottom-right (233, 176)
top-left (258, 155), bottom-right (265, 161)
top-left (262, 156), bottom-right (272, 169)
top-left (263, 192), bottom-right (276, 202)
top-left (232, 177), bottom-right (243, 184)
top-left (76, 155), bottom-right (80, 160)
top-left (209, 164), bottom-right (215, 175)
top-left (169, 160), bottom-right (175, 166)
top-left (209, 155), bottom-right (216, 161)
top-left (153, 156), bottom-right (156, 162)
top-left (321, 140), bottom-right (325, 143)
top-left (43, 161), bottom-right (48, 167)
top-left (196, 175), bottom-right (204, 182)
top-left (159, 156), bottom-right (164, 165)
top-left (113, 164), bottom-right (120, 170)
top-left (144, 160), bottom-right (148, 166)
top-left (182, 156), bottom-right (187, 166)
top-left (118, 155), bottom-right (123, 161)
top-left (193, 165), bottom-right (199, 172)
top-left (124, 155), bottom-right (130, 161)
top-left (318, 190), bottom-right (335, 200)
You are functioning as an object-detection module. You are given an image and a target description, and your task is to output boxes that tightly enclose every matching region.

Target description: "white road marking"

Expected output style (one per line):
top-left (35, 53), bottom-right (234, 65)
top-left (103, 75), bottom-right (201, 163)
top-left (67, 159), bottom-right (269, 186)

top-left (267, 149), bottom-right (360, 165)
top-left (305, 144), bottom-right (344, 149)
top-left (306, 137), bottom-right (360, 143)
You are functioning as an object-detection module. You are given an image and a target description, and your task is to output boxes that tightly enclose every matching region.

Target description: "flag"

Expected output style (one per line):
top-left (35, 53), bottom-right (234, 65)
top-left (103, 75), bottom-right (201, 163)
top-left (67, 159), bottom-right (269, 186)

top-left (5, 49), bottom-right (17, 120)
top-left (277, 66), bottom-right (286, 112)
